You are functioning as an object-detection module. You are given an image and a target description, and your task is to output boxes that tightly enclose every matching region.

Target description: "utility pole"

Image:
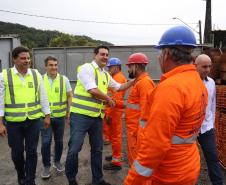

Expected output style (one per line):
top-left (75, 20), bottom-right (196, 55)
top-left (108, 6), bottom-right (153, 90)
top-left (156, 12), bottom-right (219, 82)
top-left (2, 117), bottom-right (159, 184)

top-left (173, 17), bottom-right (202, 44)
top-left (198, 20), bottom-right (202, 45)
top-left (204, 0), bottom-right (212, 44)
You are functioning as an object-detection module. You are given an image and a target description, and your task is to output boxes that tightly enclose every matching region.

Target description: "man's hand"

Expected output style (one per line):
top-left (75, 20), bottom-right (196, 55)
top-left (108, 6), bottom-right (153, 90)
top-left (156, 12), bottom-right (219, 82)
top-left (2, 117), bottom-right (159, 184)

top-left (106, 97), bottom-right (115, 107)
top-left (43, 114), bottom-right (51, 129)
top-left (0, 121), bottom-right (7, 137)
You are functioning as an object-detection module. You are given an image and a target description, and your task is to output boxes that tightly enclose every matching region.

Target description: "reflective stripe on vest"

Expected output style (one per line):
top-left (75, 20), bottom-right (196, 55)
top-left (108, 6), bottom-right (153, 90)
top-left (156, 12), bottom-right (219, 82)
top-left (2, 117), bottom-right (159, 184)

top-left (51, 101), bottom-right (67, 106)
top-left (127, 103), bottom-right (140, 110)
top-left (73, 94), bottom-right (103, 104)
top-left (139, 120), bottom-right (146, 128)
top-left (134, 159), bottom-right (153, 177)
top-left (6, 69), bottom-right (39, 105)
top-left (5, 108), bottom-right (42, 117)
top-left (44, 74), bottom-right (67, 117)
top-left (52, 107), bottom-right (67, 113)
top-left (5, 101), bottom-right (40, 108)
top-left (31, 69), bottom-right (38, 102)
top-left (171, 134), bottom-right (197, 144)
top-left (71, 102), bottom-right (104, 113)
top-left (3, 68), bottom-right (42, 121)
top-left (71, 63), bottom-right (109, 118)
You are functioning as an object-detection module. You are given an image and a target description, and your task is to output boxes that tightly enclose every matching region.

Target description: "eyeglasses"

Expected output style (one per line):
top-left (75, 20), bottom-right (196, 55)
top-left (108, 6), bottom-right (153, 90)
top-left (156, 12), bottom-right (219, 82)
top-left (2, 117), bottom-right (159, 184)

top-left (19, 57), bottom-right (31, 61)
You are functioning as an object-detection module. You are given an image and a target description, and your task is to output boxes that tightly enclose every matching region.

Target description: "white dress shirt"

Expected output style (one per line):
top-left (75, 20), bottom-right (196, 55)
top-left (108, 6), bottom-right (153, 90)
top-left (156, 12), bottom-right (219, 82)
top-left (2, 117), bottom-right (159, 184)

top-left (77, 61), bottom-right (121, 91)
top-left (0, 66), bottom-right (51, 116)
top-left (200, 76), bottom-right (216, 134)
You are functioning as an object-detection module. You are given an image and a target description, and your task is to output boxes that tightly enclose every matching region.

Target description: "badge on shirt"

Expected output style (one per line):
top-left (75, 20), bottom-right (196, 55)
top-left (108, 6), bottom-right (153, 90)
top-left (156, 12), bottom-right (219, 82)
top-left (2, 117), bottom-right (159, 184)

top-left (55, 87), bottom-right (59, 93)
top-left (28, 82), bottom-right (33, 88)
top-left (103, 81), bottom-right (106, 85)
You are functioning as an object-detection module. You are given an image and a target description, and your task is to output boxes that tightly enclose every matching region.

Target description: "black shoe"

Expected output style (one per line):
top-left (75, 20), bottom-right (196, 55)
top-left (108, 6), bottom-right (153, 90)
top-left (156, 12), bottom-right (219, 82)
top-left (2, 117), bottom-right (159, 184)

top-left (105, 155), bottom-right (112, 162)
top-left (18, 178), bottom-right (25, 185)
top-left (92, 180), bottom-right (111, 185)
top-left (103, 163), bottom-right (122, 171)
top-left (69, 180), bottom-right (78, 185)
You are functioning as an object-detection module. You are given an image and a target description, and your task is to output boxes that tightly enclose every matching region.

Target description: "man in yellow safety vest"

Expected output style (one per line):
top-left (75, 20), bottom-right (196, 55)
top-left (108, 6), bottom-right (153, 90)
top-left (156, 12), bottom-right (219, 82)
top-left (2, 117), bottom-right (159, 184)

top-left (41, 56), bottom-right (72, 179)
top-left (0, 46), bottom-right (51, 185)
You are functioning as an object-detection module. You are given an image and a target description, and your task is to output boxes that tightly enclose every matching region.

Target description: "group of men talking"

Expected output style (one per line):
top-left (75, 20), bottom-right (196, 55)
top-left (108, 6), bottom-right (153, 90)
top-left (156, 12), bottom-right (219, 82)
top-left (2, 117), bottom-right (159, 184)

top-left (0, 25), bottom-right (224, 185)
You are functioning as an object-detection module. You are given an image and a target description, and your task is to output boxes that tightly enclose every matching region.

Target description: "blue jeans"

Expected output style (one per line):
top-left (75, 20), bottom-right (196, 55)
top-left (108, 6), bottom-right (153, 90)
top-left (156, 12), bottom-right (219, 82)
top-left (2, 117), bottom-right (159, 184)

top-left (198, 129), bottom-right (224, 185)
top-left (41, 117), bottom-right (65, 167)
top-left (65, 113), bottom-right (103, 184)
top-left (6, 118), bottom-right (41, 185)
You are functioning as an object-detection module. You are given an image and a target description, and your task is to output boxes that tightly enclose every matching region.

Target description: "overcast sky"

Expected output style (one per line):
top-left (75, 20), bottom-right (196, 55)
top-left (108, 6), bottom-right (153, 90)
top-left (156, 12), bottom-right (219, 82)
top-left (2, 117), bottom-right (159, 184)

top-left (0, 0), bottom-right (225, 45)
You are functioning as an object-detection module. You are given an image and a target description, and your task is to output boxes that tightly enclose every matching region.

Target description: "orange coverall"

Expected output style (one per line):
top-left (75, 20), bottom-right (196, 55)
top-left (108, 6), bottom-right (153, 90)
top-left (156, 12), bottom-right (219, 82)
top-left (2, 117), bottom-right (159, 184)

top-left (103, 71), bottom-right (127, 166)
top-left (124, 65), bottom-right (208, 185)
top-left (125, 72), bottom-right (155, 166)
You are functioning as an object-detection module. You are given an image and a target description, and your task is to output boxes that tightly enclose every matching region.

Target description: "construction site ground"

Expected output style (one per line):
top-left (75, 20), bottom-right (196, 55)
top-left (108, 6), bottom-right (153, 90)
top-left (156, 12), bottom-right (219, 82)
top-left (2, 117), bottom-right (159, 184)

top-left (0, 120), bottom-right (226, 185)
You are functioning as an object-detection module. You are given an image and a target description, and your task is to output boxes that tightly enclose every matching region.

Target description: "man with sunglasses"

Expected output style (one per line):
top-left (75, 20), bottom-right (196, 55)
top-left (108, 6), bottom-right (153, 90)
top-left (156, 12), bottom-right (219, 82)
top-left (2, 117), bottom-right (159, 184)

top-left (0, 46), bottom-right (50, 185)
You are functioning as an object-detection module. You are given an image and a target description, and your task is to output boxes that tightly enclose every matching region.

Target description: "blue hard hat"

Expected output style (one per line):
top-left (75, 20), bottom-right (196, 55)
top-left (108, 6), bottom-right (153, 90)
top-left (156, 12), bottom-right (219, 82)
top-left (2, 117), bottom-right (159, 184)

top-left (107, 58), bottom-right (122, 67)
top-left (156, 26), bottom-right (197, 49)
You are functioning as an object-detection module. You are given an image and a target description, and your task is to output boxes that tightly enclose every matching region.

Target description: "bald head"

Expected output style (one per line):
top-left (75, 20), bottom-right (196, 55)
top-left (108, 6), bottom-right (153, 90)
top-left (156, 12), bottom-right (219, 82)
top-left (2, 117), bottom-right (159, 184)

top-left (195, 54), bottom-right (212, 80)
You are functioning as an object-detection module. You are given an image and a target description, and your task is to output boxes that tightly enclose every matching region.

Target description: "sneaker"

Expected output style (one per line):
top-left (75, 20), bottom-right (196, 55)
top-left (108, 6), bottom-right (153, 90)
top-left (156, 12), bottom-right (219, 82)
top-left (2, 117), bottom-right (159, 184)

top-left (103, 163), bottom-right (122, 171)
top-left (41, 166), bottom-right (51, 179)
top-left (105, 155), bottom-right (112, 162)
top-left (53, 162), bottom-right (65, 172)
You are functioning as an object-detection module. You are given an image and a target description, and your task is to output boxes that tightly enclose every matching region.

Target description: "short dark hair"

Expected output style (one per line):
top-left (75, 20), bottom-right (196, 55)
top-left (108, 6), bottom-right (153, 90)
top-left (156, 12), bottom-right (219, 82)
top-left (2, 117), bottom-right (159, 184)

top-left (12, 46), bottom-right (29, 59)
top-left (167, 47), bottom-right (193, 65)
top-left (93, 45), bottom-right (109, 55)
top-left (44, 56), bottom-right (58, 66)
top-left (135, 63), bottom-right (146, 71)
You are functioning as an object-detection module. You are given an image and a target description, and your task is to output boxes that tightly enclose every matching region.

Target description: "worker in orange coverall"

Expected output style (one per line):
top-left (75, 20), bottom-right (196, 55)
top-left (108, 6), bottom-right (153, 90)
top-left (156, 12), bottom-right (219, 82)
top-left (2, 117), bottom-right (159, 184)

top-left (103, 58), bottom-right (127, 171)
top-left (124, 26), bottom-right (208, 185)
top-left (125, 53), bottom-right (155, 166)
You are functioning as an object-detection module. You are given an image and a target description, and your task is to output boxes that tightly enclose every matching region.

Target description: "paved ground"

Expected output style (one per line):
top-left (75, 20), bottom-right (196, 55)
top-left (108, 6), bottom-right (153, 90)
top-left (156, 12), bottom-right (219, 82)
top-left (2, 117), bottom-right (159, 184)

top-left (0, 121), bottom-right (225, 185)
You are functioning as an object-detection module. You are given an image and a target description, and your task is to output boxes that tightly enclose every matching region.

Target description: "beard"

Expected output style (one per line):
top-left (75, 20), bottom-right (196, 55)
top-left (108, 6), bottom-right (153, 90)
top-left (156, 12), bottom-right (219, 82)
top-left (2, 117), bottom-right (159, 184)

top-left (128, 72), bottom-right (135, 79)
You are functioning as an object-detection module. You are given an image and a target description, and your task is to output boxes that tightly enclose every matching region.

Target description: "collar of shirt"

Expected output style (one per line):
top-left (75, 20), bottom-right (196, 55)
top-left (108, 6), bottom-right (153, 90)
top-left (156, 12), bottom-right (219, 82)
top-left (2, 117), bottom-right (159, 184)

top-left (91, 60), bottom-right (107, 72)
top-left (204, 76), bottom-right (209, 82)
top-left (160, 64), bottom-right (196, 82)
top-left (46, 73), bottom-right (59, 80)
top-left (13, 66), bottom-right (32, 76)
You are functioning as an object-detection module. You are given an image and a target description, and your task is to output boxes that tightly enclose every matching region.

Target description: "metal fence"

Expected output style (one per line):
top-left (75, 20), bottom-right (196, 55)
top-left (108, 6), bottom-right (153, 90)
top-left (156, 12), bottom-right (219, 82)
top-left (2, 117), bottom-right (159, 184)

top-left (32, 45), bottom-right (202, 87)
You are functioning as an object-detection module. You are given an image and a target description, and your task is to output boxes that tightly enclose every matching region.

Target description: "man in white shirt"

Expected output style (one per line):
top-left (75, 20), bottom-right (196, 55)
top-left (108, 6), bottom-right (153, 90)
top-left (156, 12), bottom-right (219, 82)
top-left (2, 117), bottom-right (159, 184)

top-left (65, 45), bottom-right (134, 185)
top-left (0, 46), bottom-right (51, 185)
top-left (195, 54), bottom-right (224, 185)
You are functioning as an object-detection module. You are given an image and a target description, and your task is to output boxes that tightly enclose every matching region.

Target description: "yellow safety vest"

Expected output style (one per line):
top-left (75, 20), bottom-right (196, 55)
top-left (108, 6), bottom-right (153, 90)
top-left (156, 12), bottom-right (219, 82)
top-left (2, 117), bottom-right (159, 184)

top-left (3, 68), bottom-right (42, 122)
top-left (71, 63), bottom-right (110, 118)
top-left (43, 73), bottom-right (67, 117)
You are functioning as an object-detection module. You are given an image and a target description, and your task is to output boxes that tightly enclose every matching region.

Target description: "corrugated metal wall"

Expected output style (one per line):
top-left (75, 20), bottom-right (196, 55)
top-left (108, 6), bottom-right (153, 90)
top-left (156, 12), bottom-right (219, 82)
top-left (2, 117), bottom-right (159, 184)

top-left (33, 45), bottom-right (202, 87)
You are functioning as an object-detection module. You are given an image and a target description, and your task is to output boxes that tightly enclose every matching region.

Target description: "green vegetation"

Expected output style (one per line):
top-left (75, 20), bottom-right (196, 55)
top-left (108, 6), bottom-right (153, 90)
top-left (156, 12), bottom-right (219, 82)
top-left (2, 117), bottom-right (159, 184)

top-left (0, 21), bottom-right (113, 49)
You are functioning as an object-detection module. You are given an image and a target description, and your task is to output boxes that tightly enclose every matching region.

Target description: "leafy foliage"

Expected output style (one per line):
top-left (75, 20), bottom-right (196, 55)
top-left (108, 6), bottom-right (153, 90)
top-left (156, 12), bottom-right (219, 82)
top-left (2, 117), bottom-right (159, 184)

top-left (0, 21), bottom-right (113, 49)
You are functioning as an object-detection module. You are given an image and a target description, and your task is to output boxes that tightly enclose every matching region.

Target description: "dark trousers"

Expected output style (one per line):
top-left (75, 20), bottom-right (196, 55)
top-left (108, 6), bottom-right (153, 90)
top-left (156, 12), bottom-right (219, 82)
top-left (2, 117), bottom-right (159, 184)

top-left (6, 118), bottom-right (41, 185)
top-left (65, 113), bottom-right (103, 184)
top-left (41, 117), bottom-right (65, 167)
top-left (198, 129), bottom-right (224, 185)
